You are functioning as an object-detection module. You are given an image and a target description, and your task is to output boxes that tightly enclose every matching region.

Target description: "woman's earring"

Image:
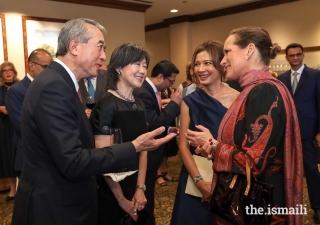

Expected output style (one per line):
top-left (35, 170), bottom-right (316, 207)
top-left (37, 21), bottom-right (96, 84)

top-left (246, 55), bottom-right (249, 60)
top-left (118, 69), bottom-right (122, 75)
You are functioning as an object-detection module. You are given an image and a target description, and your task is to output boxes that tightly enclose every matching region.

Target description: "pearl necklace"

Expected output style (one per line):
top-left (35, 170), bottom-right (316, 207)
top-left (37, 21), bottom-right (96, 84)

top-left (115, 89), bottom-right (135, 102)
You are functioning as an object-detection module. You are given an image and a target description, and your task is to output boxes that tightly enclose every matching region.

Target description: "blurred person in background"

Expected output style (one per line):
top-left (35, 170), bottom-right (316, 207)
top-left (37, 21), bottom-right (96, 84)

top-left (0, 61), bottom-right (20, 201)
top-left (6, 49), bottom-right (53, 178)
top-left (278, 42), bottom-right (320, 224)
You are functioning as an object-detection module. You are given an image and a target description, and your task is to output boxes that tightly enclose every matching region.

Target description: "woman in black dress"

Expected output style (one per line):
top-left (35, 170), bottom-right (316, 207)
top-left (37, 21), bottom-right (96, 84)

top-left (0, 62), bottom-right (19, 201)
top-left (90, 43), bottom-right (150, 224)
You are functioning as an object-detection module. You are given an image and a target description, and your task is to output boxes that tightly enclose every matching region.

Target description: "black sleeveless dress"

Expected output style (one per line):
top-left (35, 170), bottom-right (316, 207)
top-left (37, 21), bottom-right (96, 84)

top-left (90, 92), bottom-right (148, 225)
top-left (0, 82), bottom-right (16, 178)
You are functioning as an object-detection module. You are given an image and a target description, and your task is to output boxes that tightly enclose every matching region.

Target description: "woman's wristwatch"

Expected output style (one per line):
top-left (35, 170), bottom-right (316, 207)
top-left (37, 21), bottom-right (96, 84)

top-left (136, 184), bottom-right (146, 191)
top-left (193, 175), bottom-right (203, 185)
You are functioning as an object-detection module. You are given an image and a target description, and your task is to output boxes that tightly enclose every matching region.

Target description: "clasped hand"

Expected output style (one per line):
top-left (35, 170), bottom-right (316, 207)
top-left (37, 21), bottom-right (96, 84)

top-left (185, 124), bottom-right (216, 160)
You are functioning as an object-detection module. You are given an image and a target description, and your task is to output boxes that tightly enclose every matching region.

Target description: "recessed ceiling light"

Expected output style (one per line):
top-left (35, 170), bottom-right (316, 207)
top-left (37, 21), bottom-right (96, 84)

top-left (170, 9), bottom-right (178, 13)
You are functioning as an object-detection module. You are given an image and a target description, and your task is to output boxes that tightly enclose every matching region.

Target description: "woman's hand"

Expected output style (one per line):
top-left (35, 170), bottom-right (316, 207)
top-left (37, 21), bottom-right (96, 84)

top-left (185, 125), bottom-right (214, 148)
top-left (196, 180), bottom-right (212, 203)
top-left (195, 139), bottom-right (216, 160)
top-left (132, 189), bottom-right (147, 211)
top-left (118, 198), bottom-right (138, 221)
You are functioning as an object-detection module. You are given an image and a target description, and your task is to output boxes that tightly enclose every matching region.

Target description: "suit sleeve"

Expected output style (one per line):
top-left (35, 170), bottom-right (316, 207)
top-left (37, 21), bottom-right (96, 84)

top-left (34, 80), bottom-right (137, 178)
top-left (6, 87), bottom-right (23, 135)
top-left (134, 88), bottom-right (180, 131)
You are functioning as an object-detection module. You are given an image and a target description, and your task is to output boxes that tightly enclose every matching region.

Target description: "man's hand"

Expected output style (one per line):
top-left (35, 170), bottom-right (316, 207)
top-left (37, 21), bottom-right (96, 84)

top-left (85, 109), bottom-right (92, 119)
top-left (161, 99), bottom-right (170, 109)
top-left (132, 126), bottom-right (177, 152)
top-left (170, 88), bottom-right (182, 105)
top-left (0, 106), bottom-right (8, 115)
top-left (315, 133), bottom-right (320, 146)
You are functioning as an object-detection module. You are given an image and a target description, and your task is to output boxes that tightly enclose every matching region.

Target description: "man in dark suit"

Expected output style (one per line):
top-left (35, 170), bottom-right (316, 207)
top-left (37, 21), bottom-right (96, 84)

top-left (6, 48), bottom-right (53, 178)
top-left (79, 68), bottom-right (107, 118)
top-left (277, 43), bottom-right (320, 224)
top-left (134, 60), bottom-right (182, 225)
top-left (11, 18), bottom-right (176, 225)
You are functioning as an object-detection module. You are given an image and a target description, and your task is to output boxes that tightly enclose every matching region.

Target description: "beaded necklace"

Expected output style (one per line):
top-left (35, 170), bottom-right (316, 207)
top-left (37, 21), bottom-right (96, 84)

top-left (115, 89), bottom-right (135, 102)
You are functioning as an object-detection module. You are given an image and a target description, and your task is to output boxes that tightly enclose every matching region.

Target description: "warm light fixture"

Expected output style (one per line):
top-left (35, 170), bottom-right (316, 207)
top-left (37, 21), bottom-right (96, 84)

top-left (170, 9), bottom-right (178, 13)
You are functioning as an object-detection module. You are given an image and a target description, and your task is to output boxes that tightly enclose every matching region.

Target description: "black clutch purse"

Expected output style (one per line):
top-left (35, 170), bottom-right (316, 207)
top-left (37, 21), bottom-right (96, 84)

top-left (209, 161), bottom-right (273, 225)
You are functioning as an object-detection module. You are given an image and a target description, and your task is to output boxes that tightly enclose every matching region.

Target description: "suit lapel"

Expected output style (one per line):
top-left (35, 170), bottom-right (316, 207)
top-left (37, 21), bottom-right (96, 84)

top-left (295, 66), bottom-right (309, 94)
top-left (48, 61), bottom-right (90, 125)
top-left (143, 80), bottom-right (161, 114)
top-left (282, 70), bottom-right (294, 95)
top-left (79, 79), bottom-right (89, 99)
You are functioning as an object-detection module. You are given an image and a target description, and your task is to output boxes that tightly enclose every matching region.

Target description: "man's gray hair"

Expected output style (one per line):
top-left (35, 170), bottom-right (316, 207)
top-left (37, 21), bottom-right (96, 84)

top-left (56, 18), bottom-right (107, 57)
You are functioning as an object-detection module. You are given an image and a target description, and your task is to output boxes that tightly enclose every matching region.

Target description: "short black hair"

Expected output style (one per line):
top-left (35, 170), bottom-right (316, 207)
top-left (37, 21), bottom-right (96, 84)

top-left (151, 60), bottom-right (179, 78)
top-left (106, 43), bottom-right (150, 90)
top-left (285, 43), bottom-right (304, 55)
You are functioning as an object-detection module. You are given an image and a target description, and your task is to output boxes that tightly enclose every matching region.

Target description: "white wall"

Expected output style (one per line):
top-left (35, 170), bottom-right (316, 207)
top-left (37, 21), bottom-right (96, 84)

top-left (0, 0), bottom-right (145, 79)
top-left (146, 0), bottom-right (320, 86)
top-left (145, 27), bottom-right (170, 76)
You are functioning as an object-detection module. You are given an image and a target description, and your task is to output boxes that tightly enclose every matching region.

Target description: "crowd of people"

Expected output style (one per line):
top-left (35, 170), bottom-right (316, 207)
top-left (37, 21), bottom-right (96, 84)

top-left (0, 17), bottom-right (319, 225)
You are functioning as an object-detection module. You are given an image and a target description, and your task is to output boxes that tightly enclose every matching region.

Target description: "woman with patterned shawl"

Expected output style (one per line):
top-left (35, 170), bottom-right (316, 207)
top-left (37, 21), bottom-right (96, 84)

top-left (186, 27), bottom-right (303, 225)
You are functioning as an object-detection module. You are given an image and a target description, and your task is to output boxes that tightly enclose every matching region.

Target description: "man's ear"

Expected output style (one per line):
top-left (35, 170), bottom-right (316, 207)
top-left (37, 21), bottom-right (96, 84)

top-left (157, 73), bottom-right (164, 81)
top-left (28, 62), bottom-right (35, 71)
top-left (69, 40), bottom-right (79, 56)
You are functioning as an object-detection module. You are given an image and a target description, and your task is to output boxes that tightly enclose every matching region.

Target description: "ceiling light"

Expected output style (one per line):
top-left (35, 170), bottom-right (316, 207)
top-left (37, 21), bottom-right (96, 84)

top-left (170, 9), bottom-right (178, 13)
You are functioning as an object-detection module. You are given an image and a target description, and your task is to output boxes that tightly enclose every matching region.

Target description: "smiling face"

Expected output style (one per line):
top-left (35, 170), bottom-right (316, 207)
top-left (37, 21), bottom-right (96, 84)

top-left (120, 58), bottom-right (148, 89)
top-left (194, 50), bottom-right (221, 86)
top-left (220, 34), bottom-right (248, 81)
top-left (1, 66), bottom-right (15, 82)
top-left (76, 24), bottom-right (106, 79)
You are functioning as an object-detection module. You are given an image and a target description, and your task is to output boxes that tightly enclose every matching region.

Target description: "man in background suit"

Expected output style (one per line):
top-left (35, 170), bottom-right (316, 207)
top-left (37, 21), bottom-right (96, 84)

top-left (12, 18), bottom-right (176, 225)
top-left (6, 48), bottom-right (53, 177)
top-left (277, 43), bottom-right (320, 224)
top-left (134, 60), bottom-right (182, 225)
top-left (79, 68), bottom-right (107, 118)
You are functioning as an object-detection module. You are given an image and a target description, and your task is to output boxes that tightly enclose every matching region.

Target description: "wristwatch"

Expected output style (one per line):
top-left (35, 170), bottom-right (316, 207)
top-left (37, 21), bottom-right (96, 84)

top-left (136, 185), bottom-right (146, 191)
top-left (193, 175), bottom-right (203, 185)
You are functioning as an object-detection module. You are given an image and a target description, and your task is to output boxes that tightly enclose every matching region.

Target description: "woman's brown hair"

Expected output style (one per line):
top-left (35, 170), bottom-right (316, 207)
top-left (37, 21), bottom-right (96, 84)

top-left (191, 40), bottom-right (225, 81)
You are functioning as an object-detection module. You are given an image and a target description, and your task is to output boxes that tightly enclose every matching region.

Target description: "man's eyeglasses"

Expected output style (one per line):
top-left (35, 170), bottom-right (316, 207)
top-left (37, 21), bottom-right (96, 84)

top-left (165, 77), bottom-right (175, 85)
top-left (287, 53), bottom-right (303, 59)
top-left (2, 69), bottom-right (13, 73)
top-left (32, 61), bottom-right (49, 69)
